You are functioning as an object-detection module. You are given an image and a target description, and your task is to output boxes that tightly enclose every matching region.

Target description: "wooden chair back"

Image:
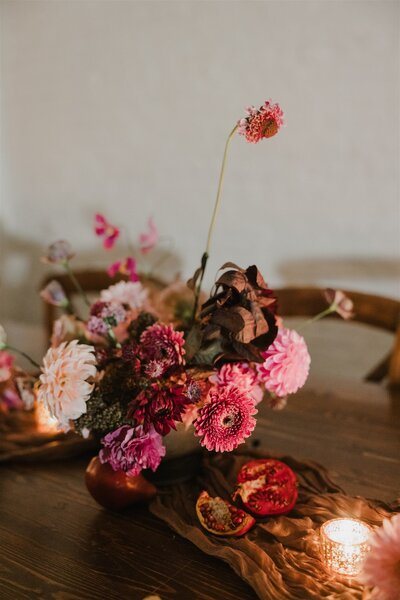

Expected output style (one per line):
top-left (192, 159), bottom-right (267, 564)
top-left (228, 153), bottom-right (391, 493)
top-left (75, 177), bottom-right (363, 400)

top-left (275, 287), bottom-right (400, 387)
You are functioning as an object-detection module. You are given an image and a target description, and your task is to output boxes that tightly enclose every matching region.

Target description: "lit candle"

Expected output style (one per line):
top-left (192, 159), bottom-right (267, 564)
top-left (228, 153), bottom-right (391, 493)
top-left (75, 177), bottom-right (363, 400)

top-left (320, 518), bottom-right (372, 576)
top-left (35, 402), bottom-right (59, 433)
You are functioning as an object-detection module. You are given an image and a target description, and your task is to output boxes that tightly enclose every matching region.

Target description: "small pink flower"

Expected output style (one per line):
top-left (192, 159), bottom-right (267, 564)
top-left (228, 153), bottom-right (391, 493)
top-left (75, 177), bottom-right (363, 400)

top-left (257, 328), bottom-right (310, 397)
top-left (0, 350), bottom-right (14, 383)
top-left (94, 213), bottom-right (120, 249)
top-left (324, 289), bottom-right (354, 320)
top-left (360, 513), bottom-right (400, 600)
top-left (87, 301), bottom-right (126, 336)
top-left (107, 257), bottom-right (139, 282)
top-left (238, 100), bottom-right (284, 143)
top-left (99, 424), bottom-right (166, 476)
top-left (100, 281), bottom-right (148, 310)
top-left (40, 280), bottom-right (69, 307)
top-left (194, 384), bottom-right (257, 452)
top-left (139, 217), bottom-right (159, 254)
top-left (211, 363), bottom-right (263, 405)
top-left (42, 240), bottom-right (74, 264)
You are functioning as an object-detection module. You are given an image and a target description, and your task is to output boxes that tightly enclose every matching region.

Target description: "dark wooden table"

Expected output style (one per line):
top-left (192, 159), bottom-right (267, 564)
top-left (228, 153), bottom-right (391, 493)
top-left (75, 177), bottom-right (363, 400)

top-left (1, 321), bottom-right (400, 600)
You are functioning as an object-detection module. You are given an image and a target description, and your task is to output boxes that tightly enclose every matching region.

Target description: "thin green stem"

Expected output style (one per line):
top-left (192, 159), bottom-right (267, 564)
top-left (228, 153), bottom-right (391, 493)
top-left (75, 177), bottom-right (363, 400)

top-left (302, 306), bottom-right (335, 329)
top-left (64, 262), bottom-right (91, 307)
top-left (191, 124), bottom-right (238, 323)
top-left (6, 345), bottom-right (40, 369)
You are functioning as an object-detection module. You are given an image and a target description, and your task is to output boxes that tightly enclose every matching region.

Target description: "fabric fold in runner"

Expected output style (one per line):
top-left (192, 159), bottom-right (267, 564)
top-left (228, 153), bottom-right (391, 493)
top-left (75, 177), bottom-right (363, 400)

top-left (149, 449), bottom-right (399, 600)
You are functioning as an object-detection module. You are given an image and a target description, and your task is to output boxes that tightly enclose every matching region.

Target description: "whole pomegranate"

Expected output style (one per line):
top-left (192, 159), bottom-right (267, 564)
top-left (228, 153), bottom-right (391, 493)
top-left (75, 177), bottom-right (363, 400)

top-left (233, 458), bottom-right (298, 517)
top-left (196, 490), bottom-right (255, 537)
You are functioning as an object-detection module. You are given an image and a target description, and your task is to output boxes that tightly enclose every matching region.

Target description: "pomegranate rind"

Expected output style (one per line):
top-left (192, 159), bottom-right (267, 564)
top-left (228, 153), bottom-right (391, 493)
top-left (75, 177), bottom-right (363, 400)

top-left (195, 490), bottom-right (255, 537)
top-left (234, 458), bottom-right (298, 517)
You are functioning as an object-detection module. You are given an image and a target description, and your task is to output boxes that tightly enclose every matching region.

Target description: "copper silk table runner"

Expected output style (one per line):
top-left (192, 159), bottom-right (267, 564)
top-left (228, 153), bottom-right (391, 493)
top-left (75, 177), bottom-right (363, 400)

top-left (150, 449), bottom-right (399, 600)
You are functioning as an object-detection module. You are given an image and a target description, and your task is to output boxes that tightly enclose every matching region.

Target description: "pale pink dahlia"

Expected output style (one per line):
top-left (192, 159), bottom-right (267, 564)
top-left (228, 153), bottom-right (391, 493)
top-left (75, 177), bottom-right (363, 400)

top-left (140, 323), bottom-right (185, 376)
top-left (99, 424), bottom-right (166, 476)
top-left (257, 328), bottom-right (310, 397)
top-left (360, 513), bottom-right (400, 600)
top-left (37, 341), bottom-right (96, 430)
top-left (211, 363), bottom-right (263, 404)
top-left (194, 385), bottom-right (257, 452)
top-left (100, 280), bottom-right (148, 310)
top-left (238, 100), bottom-right (284, 143)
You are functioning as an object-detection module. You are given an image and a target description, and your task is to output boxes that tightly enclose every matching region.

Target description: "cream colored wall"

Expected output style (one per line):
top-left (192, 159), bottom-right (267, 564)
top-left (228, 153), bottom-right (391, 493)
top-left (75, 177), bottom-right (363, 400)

top-left (1, 0), bottom-right (399, 330)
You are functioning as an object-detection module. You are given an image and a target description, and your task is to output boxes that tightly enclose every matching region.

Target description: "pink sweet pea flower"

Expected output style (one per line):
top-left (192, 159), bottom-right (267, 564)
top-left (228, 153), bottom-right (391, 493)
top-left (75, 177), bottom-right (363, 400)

top-left (139, 217), bottom-right (159, 254)
top-left (0, 350), bottom-right (14, 383)
top-left (107, 257), bottom-right (139, 282)
top-left (94, 214), bottom-right (120, 249)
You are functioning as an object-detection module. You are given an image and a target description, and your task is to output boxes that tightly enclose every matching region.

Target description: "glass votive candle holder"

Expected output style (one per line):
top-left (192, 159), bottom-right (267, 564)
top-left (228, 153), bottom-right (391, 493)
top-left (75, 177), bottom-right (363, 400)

top-left (320, 518), bottom-right (372, 577)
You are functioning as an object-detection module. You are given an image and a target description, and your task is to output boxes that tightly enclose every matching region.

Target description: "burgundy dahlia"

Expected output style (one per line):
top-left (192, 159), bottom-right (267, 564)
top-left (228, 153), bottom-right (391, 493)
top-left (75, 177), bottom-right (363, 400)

top-left (139, 323), bottom-right (185, 377)
top-left (130, 384), bottom-right (191, 436)
top-left (194, 384), bottom-right (257, 452)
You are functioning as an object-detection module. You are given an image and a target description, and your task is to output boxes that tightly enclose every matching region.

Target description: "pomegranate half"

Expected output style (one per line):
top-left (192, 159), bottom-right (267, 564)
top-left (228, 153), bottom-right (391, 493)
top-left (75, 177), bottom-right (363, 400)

top-left (233, 458), bottom-right (298, 517)
top-left (196, 490), bottom-right (255, 537)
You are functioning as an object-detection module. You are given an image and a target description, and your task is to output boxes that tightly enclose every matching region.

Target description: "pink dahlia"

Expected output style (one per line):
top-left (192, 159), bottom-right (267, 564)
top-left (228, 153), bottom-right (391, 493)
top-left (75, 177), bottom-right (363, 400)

top-left (194, 384), bottom-right (257, 452)
top-left (360, 513), bottom-right (400, 600)
top-left (238, 100), bottom-right (284, 143)
top-left (130, 384), bottom-right (190, 436)
top-left (212, 363), bottom-right (263, 404)
top-left (107, 256), bottom-right (139, 282)
top-left (139, 217), bottom-right (159, 254)
top-left (257, 327), bottom-right (310, 397)
top-left (99, 424), bottom-right (166, 476)
top-left (140, 323), bottom-right (185, 377)
top-left (37, 341), bottom-right (96, 430)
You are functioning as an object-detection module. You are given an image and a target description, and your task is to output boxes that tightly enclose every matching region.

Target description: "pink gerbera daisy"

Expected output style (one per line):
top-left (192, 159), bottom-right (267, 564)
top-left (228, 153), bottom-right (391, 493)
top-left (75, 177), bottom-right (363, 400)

top-left (360, 513), bottom-right (400, 600)
top-left (94, 213), bottom-right (120, 249)
top-left (194, 384), bottom-right (257, 452)
top-left (257, 327), bottom-right (310, 397)
top-left (238, 100), bottom-right (284, 143)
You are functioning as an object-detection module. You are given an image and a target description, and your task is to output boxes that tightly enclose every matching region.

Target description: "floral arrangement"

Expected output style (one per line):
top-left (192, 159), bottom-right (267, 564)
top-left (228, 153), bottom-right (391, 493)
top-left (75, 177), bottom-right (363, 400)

top-left (0, 100), bottom-right (353, 479)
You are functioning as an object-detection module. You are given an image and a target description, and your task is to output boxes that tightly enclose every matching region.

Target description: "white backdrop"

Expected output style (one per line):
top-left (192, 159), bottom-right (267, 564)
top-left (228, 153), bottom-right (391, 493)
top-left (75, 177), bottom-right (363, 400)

top-left (1, 0), bottom-right (399, 328)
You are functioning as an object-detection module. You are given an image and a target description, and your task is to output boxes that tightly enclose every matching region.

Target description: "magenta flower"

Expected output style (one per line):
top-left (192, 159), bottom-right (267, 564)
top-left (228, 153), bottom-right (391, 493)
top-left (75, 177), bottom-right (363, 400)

top-left (99, 424), bottom-right (166, 476)
top-left (194, 384), bottom-right (257, 452)
top-left (257, 328), bottom-right (310, 397)
top-left (42, 240), bottom-right (74, 264)
top-left (140, 322), bottom-right (185, 377)
top-left (238, 100), bottom-right (284, 143)
top-left (0, 350), bottom-right (14, 383)
top-left (87, 301), bottom-right (126, 336)
top-left (94, 213), bottom-right (120, 249)
top-left (107, 256), bottom-right (139, 282)
top-left (212, 362), bottom-right (263, 404)
top-left (139, 217), bottom-right (159, 254)
top-left (130, 385), bottom-right (190, 436)
top-left (360, 513), bottom-right (400, 600)
top-left (324, 289), bottom-right (354, 320)
top-left (40, 280), bottom-right (69, 308)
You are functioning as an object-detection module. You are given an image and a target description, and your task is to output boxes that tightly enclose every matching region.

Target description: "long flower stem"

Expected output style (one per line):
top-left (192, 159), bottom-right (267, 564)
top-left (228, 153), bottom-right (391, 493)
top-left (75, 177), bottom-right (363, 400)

top-left (6, 345), bottom-right (40, 369)
top-left (302, 306), bottom-right (335, 328)
top-left (191, 124), bottom-right (238, 321)
top-left (64, 263), bottom-right (91, 307)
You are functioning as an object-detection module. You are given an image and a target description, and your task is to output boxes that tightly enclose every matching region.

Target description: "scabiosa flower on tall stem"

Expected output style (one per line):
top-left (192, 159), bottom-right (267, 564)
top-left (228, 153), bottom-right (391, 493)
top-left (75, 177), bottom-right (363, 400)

top-left (99, 424), bottom-right (166, 476)
top-left (257, 328), bottom-right (310, 398)
top-left (194, 384), bottom-right (257, 452)
top-left (40, 280), bottom-right (70, 308)
top-left (238, 100), bottom-right (284, 143)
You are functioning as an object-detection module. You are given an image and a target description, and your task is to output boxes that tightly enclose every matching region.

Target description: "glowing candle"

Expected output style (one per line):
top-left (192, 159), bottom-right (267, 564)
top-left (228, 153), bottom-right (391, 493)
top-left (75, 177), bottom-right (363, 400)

top-left (320, 518), bottom-right (371, 576)
top-left (35, 402), bottom-right (59, 433)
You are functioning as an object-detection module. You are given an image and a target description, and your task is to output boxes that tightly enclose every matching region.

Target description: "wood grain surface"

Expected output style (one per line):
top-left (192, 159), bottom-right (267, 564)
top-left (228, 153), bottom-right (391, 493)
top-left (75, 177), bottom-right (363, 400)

top-left (1, 321), bottom-right (399, 600)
